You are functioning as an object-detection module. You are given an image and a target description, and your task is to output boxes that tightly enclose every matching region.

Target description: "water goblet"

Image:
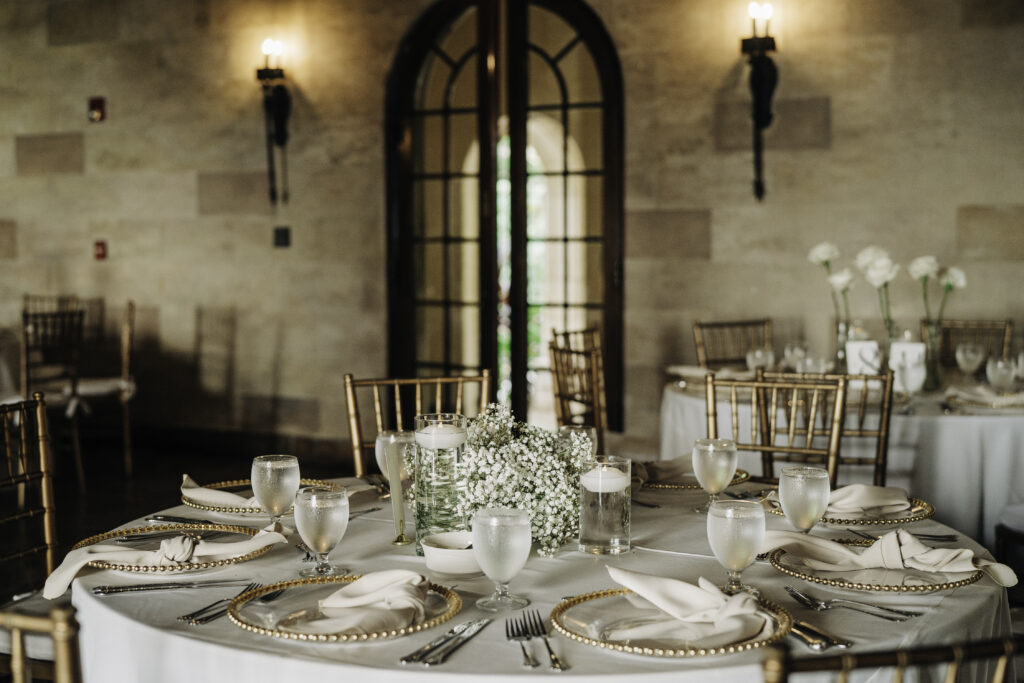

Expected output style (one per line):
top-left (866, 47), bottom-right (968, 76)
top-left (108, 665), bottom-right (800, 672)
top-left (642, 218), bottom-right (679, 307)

top-left (986, 357), bottom-right (1017, 394)
top-left (294, 486), bottom-right (349, 577)
top-left (784, 341), bottom-right (808, 371)
top-left (778, 466), bottom-right (830, 534)
top-left (745, 347), bottom-right (775, 372)
top-left (472, 508), bottom-right (532, 611)
top-left (955, 342), bottom-right (986, 379)
top-left (558, 424), bottom-right (598, 457)
top-left (251, 454), bottom-right (301, 530)
top-left (692, 438), bottom-right (738, 514)
top-left (707, 499), bottom-right (765, 596)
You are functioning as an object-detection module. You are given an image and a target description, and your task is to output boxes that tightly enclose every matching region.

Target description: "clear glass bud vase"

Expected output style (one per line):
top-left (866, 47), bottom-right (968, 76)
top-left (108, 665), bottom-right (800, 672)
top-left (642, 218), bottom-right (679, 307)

top-left (922, 320), bottom-right (943, 392)
top-left (834, 320), bottom-right (851, 373)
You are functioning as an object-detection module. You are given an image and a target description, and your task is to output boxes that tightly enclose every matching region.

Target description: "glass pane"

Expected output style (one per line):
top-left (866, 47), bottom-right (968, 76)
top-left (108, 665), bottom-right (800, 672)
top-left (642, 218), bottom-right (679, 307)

top-left (415, 114), bottom-right (444, 175)
top-left (528, 50), bottom-right (562, 107)
top-left (525, 172), bottom-right (559, 240)
top-left (449, 52), bottom-right (478, 110)
top-left (560, 42), bottom-right (602, 103)
top-left (415, 242), bottom-right (444, 301)
top-left (415, 179), bottom-right (445, 239)
top-left (418, 53), bottom-right (451, 112)
top-left (566, 241), bottom-right (603, 305)
top-left (527, 112), bottom-right (565, 173)
top-left (567, 175), bottom-right (602, 239)
top-left (450, 176), bottom-right (480, 239)
top-left (530, 305), bottom-right (564, 368)
top-left (449, 113), bottom-right (479, 175)
top-left (416, 304), bottom-right (445, 365)
top-left (527, 239), bottom-right (565, 305)
top-left (438, 7), bottom-right (477, 69)
top-left (568, 108), bottom-right (602, 172)
top-left (448, 241), bottom-right (479, 304)
top-left (450, 304), bottom-right (480, 367)
top-left (528, 5), bottom-right (576, 63)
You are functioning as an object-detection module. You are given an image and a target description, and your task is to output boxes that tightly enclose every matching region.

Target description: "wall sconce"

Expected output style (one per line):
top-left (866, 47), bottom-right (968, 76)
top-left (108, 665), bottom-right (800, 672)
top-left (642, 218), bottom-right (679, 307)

top-left (257, 38), bottom-right (292, 205)
top-left (741, 2), bottom-right (778, 201)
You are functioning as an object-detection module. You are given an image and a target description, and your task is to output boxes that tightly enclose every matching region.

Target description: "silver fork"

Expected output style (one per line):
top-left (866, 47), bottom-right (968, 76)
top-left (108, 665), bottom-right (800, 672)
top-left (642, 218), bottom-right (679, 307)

top-left (177, 582), bottom-right (260, 623)
top-left (847, 528), bottom-right (958, 543)
top-left (785, 585), bottom-right (921, 620)
top-left (524, 609), bottom-right (569, 671)
top-left (505, 616), bottom-right (539, 668)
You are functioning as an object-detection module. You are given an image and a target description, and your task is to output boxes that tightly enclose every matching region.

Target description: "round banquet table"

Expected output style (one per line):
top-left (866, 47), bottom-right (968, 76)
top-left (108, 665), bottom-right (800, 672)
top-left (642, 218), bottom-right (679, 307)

top-left (659, 382), bottom-right (1024, 551)
top-left (66, 479), bottom-right (1014, 682)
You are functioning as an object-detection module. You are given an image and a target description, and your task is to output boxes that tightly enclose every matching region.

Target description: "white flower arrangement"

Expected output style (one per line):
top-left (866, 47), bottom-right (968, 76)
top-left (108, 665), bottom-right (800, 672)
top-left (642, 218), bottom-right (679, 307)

top-left (908, 255), bottom-right (966, 323)
top-left (856, 246), bottom-right (900, 340)
top-left (808, 242), bottom-right (852, 323)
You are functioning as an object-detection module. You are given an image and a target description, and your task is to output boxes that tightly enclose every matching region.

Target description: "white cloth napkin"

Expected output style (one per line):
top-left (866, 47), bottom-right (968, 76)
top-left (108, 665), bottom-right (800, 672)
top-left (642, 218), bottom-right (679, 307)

top-left (825, 484), bottom-right (911, 515)
top-left (632, 456), bottom-right (693, 486)
top-left (280, 570), bottom-right (429, 635)
top-left (601, 567), bottom-right (771, 646)
top-left (43, 530), bottom-right (287, 599)
top-left (181, 474), bottom-right (262, 509)
top-left (762, 529), bottom-right (1018, 587)
top-left (946, 385), bottom-right (1024, 409)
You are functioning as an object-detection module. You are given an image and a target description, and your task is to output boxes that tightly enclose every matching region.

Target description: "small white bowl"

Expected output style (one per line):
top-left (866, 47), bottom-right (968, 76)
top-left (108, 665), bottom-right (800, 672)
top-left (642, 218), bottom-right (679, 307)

top-left (421, 531), bottom-right (480, 575)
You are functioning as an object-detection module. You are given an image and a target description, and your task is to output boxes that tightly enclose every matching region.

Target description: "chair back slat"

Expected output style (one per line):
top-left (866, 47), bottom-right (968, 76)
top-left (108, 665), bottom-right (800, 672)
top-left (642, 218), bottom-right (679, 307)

top-left (0, 606), bottom-right (81, 683)
top-left (921, 318), bottom-right (1013, 366)
top-left (343, 372), bottom-right (491, 477)
top-left (693, 318), bottom-right (772, 368)
top-left (550, 328), bottom-right (607, 452)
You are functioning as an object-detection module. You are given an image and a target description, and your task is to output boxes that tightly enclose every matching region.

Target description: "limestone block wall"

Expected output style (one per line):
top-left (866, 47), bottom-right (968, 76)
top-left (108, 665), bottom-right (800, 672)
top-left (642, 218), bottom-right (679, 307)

top-left (0, 0), bottom-right (1021, 460)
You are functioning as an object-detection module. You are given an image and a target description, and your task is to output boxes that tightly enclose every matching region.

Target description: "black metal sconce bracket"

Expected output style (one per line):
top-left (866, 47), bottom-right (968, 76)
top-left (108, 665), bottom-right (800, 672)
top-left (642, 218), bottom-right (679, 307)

top-left (258, 71), bottom-right (291, 206)
top-left (742, 36), bottom-right (778, 200)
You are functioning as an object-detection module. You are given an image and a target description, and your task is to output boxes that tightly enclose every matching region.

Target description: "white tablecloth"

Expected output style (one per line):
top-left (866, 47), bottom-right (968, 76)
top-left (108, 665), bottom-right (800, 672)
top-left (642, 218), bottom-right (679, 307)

top-left (659, 384), bottom-right (1024, 550)
top-left (64, 480), bottom-right (1013, 683)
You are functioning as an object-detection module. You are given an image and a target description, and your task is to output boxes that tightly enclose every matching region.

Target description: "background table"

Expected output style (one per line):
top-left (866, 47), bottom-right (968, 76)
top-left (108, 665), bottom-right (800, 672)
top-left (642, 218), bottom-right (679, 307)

top-left (65, 479), bottom-right (1013, 682)
top-left (659, 383), bottom-right (1024, 550)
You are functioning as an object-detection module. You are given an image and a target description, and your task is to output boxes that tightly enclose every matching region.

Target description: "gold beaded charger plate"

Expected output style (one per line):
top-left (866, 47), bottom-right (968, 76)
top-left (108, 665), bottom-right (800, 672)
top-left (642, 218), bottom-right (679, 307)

top-left (181, 478), bottom-right (340, 515)
top-left (71, 523), bottom-right (272, 573)
top-left (643, 469), bottom-right (750, 490)
top-left (769, 538), bottom-right (983, 593)
top-left (764, 497), bottom-right (935, 527)
top-left (226, 575), bottom-right (461, 642)
top-left (549, 589), bottom-right (791, 658)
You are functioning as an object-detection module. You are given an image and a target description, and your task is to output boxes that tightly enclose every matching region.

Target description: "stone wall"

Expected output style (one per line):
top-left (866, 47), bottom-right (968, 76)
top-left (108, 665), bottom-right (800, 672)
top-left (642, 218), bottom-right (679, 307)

top-left (0, 0), bottom-right (1021, 462)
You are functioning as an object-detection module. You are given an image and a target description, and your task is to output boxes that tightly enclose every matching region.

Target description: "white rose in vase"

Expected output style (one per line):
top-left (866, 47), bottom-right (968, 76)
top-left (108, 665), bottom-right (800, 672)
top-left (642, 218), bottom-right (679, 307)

top-left (808, 242), bottom-right (839, 266)
top-left (856, 245), bottom-right (890, 273)
top-left (908, 255), bottom-right (939, 281)
top-left (865, 257), bottom-right (900, 288)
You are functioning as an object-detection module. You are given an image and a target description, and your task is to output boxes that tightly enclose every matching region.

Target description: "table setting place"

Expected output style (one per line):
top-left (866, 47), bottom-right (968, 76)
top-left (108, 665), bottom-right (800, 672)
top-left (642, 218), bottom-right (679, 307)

top-left (43, 406), bottom-right (1019, 681)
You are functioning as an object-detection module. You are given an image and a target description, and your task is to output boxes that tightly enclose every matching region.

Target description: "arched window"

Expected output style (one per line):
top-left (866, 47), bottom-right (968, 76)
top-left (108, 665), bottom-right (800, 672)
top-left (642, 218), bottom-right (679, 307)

top-left (385, 0), bottom-right (623, 429)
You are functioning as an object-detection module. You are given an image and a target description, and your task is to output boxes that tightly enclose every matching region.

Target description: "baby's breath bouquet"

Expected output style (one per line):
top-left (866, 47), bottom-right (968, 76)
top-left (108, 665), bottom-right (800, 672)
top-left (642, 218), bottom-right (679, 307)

top-left (456, 404), bottom-right (588, 556)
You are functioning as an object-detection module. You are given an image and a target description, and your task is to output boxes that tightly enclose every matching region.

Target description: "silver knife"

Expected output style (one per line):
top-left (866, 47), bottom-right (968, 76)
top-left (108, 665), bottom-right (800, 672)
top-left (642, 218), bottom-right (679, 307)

top-left (146, 514), bottom-right (225, 526)
top-left (422, 618), bottom-right (492, 666)
top-left (791, 619), bottom-right (852, 650)
top-left (92, 579), bottom-right (255, 596)
top-left (115, 530), bottom-right (233, 544)
top-left (399, 619), bottom-right (480, 664)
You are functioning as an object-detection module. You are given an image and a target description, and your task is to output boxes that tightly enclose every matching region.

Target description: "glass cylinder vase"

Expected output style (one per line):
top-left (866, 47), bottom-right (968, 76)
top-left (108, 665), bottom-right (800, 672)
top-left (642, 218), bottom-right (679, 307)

top-left (922, 320), bottom-right (943, 392)
top-left (413, 413), bottom-right (469, 555)
top-left (833, 320), bottom-right (851, 373)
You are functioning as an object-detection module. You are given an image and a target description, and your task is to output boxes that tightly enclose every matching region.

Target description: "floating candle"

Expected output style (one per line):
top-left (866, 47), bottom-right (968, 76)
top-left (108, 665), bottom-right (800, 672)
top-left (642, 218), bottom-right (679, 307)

top-left (414, 423), bottom-right (468, 450)
top-left (580, 465), bottom-right (629, 493)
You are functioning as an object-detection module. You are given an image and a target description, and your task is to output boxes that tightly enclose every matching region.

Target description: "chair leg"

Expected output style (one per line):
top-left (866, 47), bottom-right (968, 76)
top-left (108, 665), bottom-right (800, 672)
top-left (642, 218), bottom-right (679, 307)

top-left (70, 414), bottom-right (85, 493)
top-left (122, 401), bottom-right (133, 478)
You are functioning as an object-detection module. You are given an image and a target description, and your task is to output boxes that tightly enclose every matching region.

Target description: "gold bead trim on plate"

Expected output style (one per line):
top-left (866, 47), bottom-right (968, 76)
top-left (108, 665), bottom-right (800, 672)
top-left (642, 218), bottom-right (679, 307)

top-left (766, 497), bottom-right (936, 526)
top-left (226, 575), bottom-right (462, 642)
top-left (72, 523), bottom-right (272, 573)
top-left (643, 469), bottom-right (751, 490)
top-left (181, 478), bottom-right (340, 514)
top-left (549, 588), bottom-right (792, 658)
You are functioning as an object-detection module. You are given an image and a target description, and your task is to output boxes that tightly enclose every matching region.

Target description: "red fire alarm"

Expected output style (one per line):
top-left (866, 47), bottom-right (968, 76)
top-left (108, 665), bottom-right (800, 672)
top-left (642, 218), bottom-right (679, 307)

top-left (94, 240), bottom-right (107, 260)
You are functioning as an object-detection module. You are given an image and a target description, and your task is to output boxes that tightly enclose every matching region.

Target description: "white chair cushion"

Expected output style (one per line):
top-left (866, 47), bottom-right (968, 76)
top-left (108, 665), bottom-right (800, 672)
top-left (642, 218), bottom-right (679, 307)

top-left (0, 591), bottom-right (72, 661)
top-left (999, 503), bottom-right (1024, 533)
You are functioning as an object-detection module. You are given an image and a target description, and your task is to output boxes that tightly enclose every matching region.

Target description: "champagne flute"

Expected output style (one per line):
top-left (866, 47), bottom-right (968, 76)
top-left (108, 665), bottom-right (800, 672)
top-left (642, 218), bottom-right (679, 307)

top-left (692, 438), bottom-right (738, 514)
top-left (472, 508), bottom-right (532, 611)
top-left (707, 499), bottom-right (765, 596)
top-left (294, 486), bottom-right (349, 577)
top-left (251, 454), bottom-right (301, 530)
top-left (378, 430), bottom-right (415, 546)
top-left (778, 466), bottom-right (830, 534)
top-left (558, 424), bottom-right (598, 457)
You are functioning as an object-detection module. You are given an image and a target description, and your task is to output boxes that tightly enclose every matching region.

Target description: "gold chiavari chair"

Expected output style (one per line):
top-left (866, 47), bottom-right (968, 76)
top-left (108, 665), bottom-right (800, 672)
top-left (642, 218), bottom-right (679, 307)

top-left (550, 328), bottom-right (607, 451)
top-left (549, 344), bottom-right (607, 454)
top-left (920, 318), bottom-right (1013, 367)
top-left (758, 369), bottom-right (894, 486)
top-left (693, 318), bottom-right (773, 368)
top-left (0, 607), bottom-right (81, 683)
top-left (762, 634), bottom-right (1024, 683)
top-left (343, 371), bottom-right (491, 478)
top-left (704, 373), bottom-right (847, 487)
top-left (20, 309), bottom-right (85, 491)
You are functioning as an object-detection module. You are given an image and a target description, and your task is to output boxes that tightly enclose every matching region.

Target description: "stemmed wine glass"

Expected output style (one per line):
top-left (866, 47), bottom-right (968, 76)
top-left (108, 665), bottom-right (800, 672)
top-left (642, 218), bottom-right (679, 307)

top-left (778, 466), bottom-right (830, 534)
top-left (293, 486), bottom-right (349, 577)
top-left (955, 342), bottom-right (986, 380)
top-left (692, 438), bottom-right (738, 514)
top-left (707, 499), bottom-right (765, 596)
top-left (251, 454), bottom-right (301, 530)
top-left (472, 508), bottom-right (532, 611)
top-left (558, 424), bottom-right (598, 457)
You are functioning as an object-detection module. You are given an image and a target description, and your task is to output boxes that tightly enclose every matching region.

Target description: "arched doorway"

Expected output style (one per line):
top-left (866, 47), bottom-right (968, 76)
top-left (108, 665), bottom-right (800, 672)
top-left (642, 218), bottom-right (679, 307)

top-left (385, 0), bottom-right (623, 429)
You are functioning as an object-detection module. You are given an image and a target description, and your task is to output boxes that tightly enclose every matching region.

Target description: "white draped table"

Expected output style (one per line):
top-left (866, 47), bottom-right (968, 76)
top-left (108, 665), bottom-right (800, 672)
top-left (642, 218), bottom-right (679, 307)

top-left (659, 383), bottom-right (1024, 550)
top-left (63, 479), bottom-right (1013, 682)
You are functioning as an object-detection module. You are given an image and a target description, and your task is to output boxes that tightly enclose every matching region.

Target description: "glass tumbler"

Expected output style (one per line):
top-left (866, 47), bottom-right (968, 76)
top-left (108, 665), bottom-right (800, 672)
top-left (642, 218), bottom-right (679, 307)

top-left (578, 455), bottom-right (631, 554)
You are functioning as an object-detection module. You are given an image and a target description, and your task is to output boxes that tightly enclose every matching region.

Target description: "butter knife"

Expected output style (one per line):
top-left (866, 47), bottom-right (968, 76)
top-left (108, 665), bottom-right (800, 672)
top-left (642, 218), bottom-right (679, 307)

top-left (146, 514), bottom-right (225, 526)
top-left (92, 579), bottom-right (255, 596)
top-left (422, 618), bottom-right (492, 666)
top-left (115, 530), bottom-right (231, 544)
top-left (790, 619), bottom-right (852, 650)
top-left (399, 619), bottom-right (481, 664)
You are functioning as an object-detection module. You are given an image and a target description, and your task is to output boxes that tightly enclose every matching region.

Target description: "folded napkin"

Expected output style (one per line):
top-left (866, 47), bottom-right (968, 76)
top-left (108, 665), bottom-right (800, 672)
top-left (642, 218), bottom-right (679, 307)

top-left (632, 456), bottom-right (693, 487)
top-left (666, 365), bottom-right (754, 382)
top-left (43, 529), bottom-right (287, 599)
top-left (281, 570), bottom-right (429, 635)
top-left (946, 385), bottom-right (1024, 409)
top-left (181, 474), bottom-right (263, 509)
top-left (825, 484), bottom-right (911, 516)
top-left (601, 567), bottom-right (771, 647)
top-left (762, 529), bottom-right (1018, 587)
